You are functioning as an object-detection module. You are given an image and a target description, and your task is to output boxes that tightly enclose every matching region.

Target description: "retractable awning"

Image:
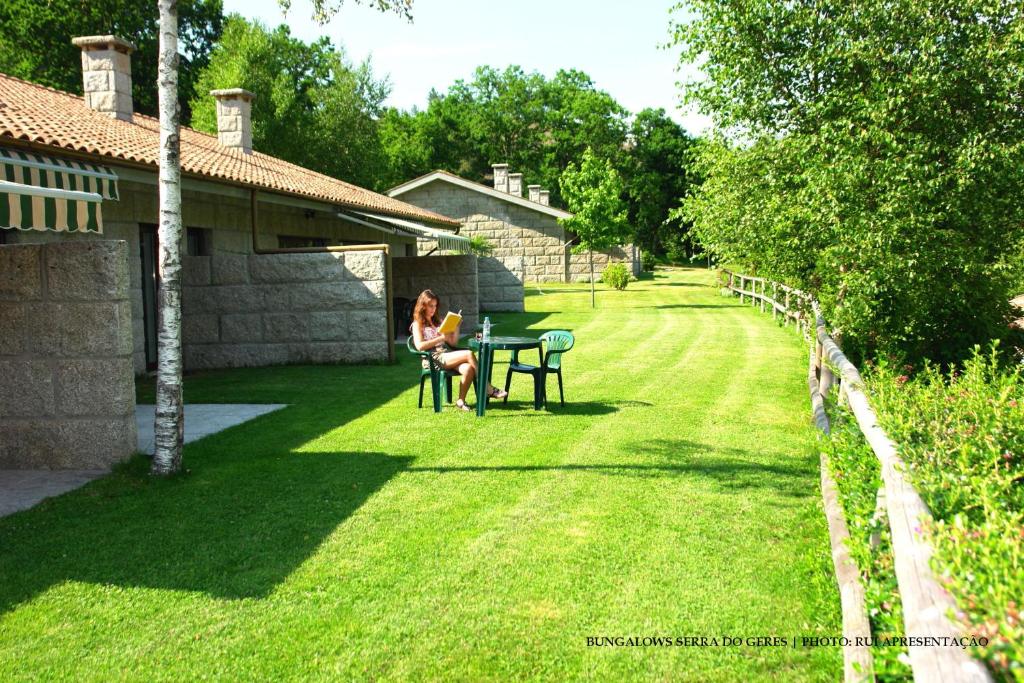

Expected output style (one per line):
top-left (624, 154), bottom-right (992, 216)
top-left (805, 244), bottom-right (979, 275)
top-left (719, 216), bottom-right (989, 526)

top-left (0, 148), bottom-right (119, 233)
top-left (344, 209), bottom-right (471, 254)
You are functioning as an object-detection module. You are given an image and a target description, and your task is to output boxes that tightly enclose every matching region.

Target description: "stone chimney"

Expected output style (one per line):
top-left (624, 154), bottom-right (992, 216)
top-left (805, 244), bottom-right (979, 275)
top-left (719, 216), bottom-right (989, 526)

top-left (538, 190), bottom-right (550, 206)
top-left (211, 89), bottom-right (256, 153)
top-left (71, 35), bottom-right (136, 121)
top-left (508, 173), bottom-right (523, 197)
top-left (492, 163), bottom-right (509, 193)
top-left (528, 184), bottom-right (541, 203)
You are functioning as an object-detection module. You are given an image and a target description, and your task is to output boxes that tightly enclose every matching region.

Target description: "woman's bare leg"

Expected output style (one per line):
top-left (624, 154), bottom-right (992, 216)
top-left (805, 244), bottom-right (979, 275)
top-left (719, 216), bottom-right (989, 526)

top-left (441, 350), bottom-right (498, 396)
top-left (457, 362), bottom-right (475, 400)
top-left (441, 351), bottom-right (476, 402)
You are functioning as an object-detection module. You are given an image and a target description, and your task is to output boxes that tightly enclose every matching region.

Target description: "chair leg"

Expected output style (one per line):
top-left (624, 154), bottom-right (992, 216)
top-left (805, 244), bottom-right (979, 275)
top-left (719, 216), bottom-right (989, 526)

top-left (504, 367), bottom-right (513, 403)
top-left (445, 375), bottom-right (453, 403)
top-left (430, 370), bottom-right (442, 413)
top-left (418, 375), bottom-right (425, 408)
top-left (558, 370), bottom-right (565, 405)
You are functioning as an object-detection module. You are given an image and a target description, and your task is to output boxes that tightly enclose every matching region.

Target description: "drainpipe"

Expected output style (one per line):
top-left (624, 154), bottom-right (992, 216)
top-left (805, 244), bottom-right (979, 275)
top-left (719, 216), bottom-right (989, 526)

top-left (250, 189), bottom-right (395, 362)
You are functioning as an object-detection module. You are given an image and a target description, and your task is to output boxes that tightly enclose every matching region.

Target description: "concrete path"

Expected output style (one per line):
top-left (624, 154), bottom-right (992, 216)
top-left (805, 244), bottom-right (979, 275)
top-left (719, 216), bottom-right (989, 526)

top-left (0, 403), bottom-right (286, 518)
top-left (135, 404), bottom-right (286, 455)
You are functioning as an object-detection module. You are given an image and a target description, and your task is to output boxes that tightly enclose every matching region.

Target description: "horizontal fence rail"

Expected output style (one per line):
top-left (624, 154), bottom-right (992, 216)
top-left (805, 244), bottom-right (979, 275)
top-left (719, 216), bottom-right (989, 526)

top-left (722, 270), bottom-right (992, 683)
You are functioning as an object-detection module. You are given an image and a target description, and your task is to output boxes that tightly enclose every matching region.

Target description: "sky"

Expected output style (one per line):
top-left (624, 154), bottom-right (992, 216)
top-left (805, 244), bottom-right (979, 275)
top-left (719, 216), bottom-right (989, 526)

top-left (220, 0), bottom-right (712, 135)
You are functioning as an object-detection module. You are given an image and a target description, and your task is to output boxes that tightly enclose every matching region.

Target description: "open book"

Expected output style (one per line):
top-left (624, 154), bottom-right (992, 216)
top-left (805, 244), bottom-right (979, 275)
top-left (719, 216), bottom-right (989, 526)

top-left (438, 310), bottom-right (462, 335)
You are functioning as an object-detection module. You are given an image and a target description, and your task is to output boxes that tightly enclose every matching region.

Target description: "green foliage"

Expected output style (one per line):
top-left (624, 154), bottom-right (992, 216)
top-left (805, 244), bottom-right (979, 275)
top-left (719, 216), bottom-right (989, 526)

top-left (377, 66), bottom-right (630, 202)
top-left (559, 149), bottom-right (631, 253)
top-left (600, 263), bottom-right (630, 290)
top-left (672, 0), bottom-right (1024, 365)
top-left (623, 108), bottom-right (700, 258)
top-left (189, 15), bottom-right (389, 188)
top-left (640, 250), bottom-right (657, 272)
top-left (280, 0), bottom-right (413, 22)
top-left (0, 0), bottom-right (223, 124)
top-left (829, 346), bottom-right (1024, 677)
top-left (468, 235), bottom-right (494, 258)
top-left (825, 410), bottom-right (912, 679)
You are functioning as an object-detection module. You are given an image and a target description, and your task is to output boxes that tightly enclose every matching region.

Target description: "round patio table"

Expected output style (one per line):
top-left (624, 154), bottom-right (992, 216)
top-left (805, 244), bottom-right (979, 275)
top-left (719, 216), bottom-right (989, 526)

top-left (468, 336), bottom-right (543, 416)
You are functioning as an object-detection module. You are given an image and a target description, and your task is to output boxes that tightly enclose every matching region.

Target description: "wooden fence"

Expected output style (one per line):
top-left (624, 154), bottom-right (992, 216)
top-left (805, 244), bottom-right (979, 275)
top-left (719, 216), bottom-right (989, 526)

top-left (723, 270), bottom-right (993, 683)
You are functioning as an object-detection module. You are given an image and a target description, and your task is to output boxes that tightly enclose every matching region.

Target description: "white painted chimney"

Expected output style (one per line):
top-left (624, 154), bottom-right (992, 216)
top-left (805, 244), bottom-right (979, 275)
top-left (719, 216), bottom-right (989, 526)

top-left (492, 163), bottom-right (509, 193)
top-left (538, 190), bottom-right (550, 206)
top-left (211, 89), bottom-right (256, 153)
top-left (71, 35), bottom-right (135, 121)
top-left (528, 184), bottom-right (541, 203)
top-left (508, 173), bottom-right (523, 197)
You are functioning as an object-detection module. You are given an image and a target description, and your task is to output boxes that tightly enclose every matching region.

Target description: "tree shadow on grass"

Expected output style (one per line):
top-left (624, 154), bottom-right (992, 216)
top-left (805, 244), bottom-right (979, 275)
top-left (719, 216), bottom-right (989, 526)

top-left (653, 303), bottom-right (745, 310)
top-left (482, 400), bottom-right (653, 416)
top-left (0, 445), bottom-right (412, 615)
top-left (3, 361), bottom-right (427, 616)
top-left (408, 437), bottom-right (816, 499)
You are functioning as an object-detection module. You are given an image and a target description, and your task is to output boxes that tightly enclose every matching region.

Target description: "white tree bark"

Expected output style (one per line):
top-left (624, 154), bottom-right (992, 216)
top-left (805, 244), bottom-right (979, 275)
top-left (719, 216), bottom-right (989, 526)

top-left (152, 0), bottom-right (184, 475)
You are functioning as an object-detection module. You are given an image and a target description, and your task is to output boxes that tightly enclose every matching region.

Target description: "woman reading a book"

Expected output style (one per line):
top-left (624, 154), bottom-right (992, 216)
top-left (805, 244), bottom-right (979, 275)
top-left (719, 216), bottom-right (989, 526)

top-left (411, 289), bottom-right (507, 411)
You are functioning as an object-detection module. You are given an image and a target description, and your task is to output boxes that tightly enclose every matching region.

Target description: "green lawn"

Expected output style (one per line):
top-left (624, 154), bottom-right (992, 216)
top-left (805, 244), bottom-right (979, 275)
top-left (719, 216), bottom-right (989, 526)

top-left (0, 267), bottom-right (841, 681)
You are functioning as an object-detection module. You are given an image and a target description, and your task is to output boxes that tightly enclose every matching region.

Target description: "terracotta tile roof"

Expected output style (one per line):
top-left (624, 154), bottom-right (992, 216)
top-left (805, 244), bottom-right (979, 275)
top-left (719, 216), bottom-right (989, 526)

top-left (0, 73), bottom-right (459, 228)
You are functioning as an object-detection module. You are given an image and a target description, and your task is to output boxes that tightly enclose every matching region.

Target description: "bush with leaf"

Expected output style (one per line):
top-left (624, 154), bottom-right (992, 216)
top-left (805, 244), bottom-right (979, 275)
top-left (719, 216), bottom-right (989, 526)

top-left (600, 263), bottom-right (630, 290)
top-left (827, 345), bottom-right (1024, 677)
top-left (672, 0), bottom-right (1024, 366)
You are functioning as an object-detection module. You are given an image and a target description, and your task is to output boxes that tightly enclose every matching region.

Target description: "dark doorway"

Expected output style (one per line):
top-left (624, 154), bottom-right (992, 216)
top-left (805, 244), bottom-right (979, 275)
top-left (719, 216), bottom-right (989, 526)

top-left (139, 224), bottom-right (158, 371)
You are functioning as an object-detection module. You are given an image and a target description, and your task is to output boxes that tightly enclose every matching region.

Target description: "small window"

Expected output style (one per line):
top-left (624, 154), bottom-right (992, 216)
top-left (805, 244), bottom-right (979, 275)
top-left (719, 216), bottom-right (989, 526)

top-left (278, 235), bottom-right (328, 249)
top-left (0, 228), bottom-right (10, 245)
top-left (186, 227), bottom-right (211, 256)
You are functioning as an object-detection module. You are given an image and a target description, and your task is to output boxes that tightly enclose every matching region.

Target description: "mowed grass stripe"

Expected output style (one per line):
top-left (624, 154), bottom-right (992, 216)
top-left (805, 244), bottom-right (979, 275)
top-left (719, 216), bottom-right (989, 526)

top-left (0, 268), bottom-right (839, 681)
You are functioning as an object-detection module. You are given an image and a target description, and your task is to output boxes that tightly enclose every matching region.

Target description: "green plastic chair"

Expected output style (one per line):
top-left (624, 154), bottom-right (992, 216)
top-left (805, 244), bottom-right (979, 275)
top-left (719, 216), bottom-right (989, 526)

top-left (406, 336), bottom-right (475, 412)
top-left (503, 330), bottom-right (575, 408)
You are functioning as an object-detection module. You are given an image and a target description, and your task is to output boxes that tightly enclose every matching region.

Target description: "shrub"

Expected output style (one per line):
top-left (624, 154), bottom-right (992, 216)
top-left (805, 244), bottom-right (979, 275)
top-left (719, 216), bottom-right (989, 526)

top-left (468, 235), bottom-right (495, 258)
top-left (641, 250), bottom-right (657, 272)
top-left (601, 263), bottom-right (630, 290)
top-left (828, 345), bottom-right (1024, 677)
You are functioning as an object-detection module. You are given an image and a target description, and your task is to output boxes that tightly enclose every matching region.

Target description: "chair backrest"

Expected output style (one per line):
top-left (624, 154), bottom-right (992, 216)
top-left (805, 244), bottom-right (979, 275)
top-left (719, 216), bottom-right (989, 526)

top-left (540, 330), bottom-right (574, 369)
top-left (406, 335), bottom-right (426, 356)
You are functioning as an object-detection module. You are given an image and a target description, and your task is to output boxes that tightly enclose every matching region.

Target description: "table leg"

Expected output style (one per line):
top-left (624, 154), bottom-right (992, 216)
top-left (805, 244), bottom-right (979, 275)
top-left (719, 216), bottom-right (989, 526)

top-left (476, 343), bottom-right (491, 417)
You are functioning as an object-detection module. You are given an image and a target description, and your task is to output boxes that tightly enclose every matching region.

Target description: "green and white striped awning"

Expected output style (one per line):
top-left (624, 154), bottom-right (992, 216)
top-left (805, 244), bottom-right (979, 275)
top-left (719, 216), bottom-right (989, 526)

top-left (0, 148), bottom-right (119, 233)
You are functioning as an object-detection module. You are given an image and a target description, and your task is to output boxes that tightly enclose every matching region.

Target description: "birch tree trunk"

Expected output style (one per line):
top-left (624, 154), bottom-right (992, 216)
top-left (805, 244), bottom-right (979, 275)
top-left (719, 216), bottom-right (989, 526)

top-left (152, 0), bottom-right (184, 475)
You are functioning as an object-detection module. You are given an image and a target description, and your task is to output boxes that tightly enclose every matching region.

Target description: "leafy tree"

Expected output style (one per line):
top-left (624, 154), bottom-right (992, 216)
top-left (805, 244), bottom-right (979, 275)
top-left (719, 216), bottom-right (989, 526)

top-left (672, 0), bottom-right (1024, 364)
top-left (560, 149), bottom-right (631, 307)
top-left (0, 0), bottom-right (223, 124)
top-left (379, 66), bottom-right (629, 204)
top-left (622, 108), bottom-right (699, 258)
top-left (189, 15), bottom-right (389, 189)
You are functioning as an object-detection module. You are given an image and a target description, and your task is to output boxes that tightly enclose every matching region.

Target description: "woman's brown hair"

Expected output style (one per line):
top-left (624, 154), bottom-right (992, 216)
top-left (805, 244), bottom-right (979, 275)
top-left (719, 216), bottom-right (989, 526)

top-left (412, 289), bottom-right (441, 328)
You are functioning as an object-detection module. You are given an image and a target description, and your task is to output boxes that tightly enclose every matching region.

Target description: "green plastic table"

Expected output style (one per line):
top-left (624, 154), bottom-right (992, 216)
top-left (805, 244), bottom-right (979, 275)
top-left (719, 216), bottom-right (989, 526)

top-left (468, 336), bottom-right (543, 416)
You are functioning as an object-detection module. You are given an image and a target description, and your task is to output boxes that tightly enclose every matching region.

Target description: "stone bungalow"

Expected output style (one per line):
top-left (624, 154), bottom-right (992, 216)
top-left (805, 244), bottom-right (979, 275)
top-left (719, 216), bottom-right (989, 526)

top-left (388, 165), bottom-right (641, 290)
top-left (0, 36), bottom-right (479, 470)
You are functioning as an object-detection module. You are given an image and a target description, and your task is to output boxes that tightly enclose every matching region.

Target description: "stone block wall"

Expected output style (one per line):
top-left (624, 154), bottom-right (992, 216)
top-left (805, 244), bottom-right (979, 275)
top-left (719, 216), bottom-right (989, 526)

top-left (398, 182), bottom-right (567, 283)
top-left (0, 241), bottom-right (137, 469)
top-left (567, 244), bottom-right (641, 283)
top-left (396, 180), bottom-right (640, 284)
top-left (478, 256), bottom-right (525, 312)
top-left (181, 250), bottom-right (389, 369)
top-left (392, 255), bottom-right (479, 335)
top-left (4, 173), bottom-right (419, 374)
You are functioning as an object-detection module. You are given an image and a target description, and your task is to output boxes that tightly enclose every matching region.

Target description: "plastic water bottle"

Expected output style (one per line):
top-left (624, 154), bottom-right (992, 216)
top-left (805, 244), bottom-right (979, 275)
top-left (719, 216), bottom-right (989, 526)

top-left (482, 316), bottom-right (491, 343)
